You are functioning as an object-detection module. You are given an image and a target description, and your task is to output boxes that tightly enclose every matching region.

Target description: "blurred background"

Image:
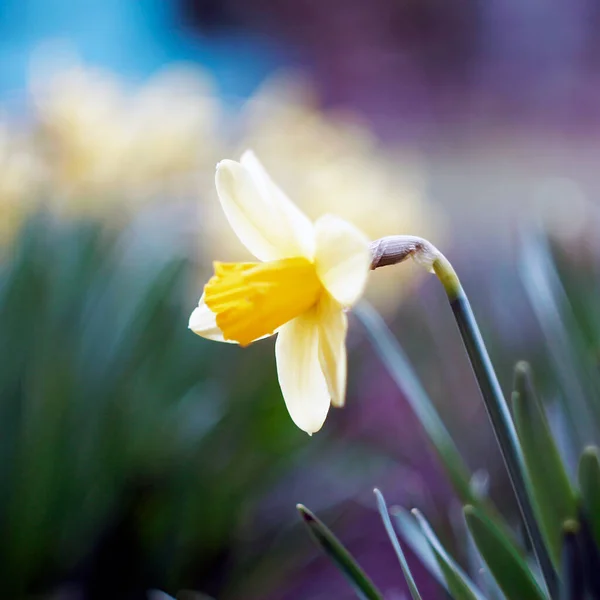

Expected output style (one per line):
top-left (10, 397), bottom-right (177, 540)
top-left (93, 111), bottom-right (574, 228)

top-left (1, 1), bottom-right (600, 598)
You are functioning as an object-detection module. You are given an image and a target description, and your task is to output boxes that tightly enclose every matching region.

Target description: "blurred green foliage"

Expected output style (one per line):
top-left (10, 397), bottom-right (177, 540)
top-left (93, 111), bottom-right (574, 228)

top-left (0, 213), bottom-right (309, 598)
top-left (6, 207), bottom-right (600, 600)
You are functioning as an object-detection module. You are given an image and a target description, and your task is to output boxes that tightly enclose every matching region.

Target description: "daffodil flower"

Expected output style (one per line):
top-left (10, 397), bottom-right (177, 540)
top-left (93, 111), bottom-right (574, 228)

top-left (189, 151), bottom-right (371, 434)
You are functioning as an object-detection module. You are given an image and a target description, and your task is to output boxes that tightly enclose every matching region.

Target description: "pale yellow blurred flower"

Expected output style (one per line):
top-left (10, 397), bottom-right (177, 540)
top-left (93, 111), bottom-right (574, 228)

top-left (30, 57), bottom-right (221, 218)
top-left (118, 68), bottom-right (220, 195)
top-left (190, 151), bottom-right (371, 434)
top-left (204, 74), bottom-right (444, 314)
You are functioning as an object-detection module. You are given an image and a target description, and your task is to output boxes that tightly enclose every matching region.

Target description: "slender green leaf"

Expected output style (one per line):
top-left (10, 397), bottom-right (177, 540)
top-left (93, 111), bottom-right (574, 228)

top-left (578, 446), bottom-right (600, 550)
top-left (464, 519), bottom-right (504, 600)
top-left (519, 231), bottom-right (600, 449)
top-left (512, 361), bottom-right (577, 569)
top-left (356, 301), bottom-right (476, 505)
top-left (464, 504), bottom-right (546, 600)
top-left (373, 489), bottom-right (423, 600)
top-left (356, 301), bottom-right (530, 588)
top-left (296, 504), bottom-right (383, 600)
top-left (411, 509), bottom-right (487, 600)
top-left (391, 505), bottom-right (445, 589)
top-left (559, 520), bottom-right (584, 600)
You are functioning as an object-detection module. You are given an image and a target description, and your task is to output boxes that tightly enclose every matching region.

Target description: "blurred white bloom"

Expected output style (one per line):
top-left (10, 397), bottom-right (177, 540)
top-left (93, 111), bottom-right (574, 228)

top-left (30, 56), bottom-right (221, 216)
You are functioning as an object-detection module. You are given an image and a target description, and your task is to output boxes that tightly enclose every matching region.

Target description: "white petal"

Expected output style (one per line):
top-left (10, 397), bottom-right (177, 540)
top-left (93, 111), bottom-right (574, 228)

top-left (275, 310), bottom-right (331, 434)
top-left (188, 295), bottom-right (236, 343)
top-left (318, 295), bottom-right (348, 407)
top-left (215, 152), bottom-right (315, 261)
top-left (314, 214), bottom-right (371, 307)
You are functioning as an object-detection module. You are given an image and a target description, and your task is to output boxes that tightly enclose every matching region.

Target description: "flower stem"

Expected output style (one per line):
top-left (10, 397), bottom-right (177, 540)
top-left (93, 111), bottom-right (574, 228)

top-left (370, 236), bottom-right (557, 598)
top-left (444, 270), bottom-right (557, 597)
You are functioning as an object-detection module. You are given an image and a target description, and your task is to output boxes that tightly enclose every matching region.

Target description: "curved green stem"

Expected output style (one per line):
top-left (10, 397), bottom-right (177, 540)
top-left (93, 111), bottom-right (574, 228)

top-left (444, 269), bottom-right (557, 597)
top-left (369, 236), bottom-right (558, 598)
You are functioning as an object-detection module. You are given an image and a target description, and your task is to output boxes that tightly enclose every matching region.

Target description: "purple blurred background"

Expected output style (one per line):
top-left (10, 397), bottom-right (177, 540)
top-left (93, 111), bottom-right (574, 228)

top-left (1, 1), bottom-right (599, 598)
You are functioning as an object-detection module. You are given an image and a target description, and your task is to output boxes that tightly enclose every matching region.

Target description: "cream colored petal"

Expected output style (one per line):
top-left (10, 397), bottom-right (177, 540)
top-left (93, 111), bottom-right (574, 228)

top-left (215, 152), bottom-right (315, 261)
top-left (318, 295), bottom-right (348, 407)
top-left (314, 214), bottom-right (371, 307)
top-left (275, 309), bottom-right (331, 434)
top-left (188, 294), bottom-right (236, 343)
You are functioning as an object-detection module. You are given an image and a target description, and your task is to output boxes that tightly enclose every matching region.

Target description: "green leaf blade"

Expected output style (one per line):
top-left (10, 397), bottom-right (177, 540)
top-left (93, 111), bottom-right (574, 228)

top-left (391, 505), bottom-right (446, 589)
top-left (373, 489), bottom-right (423, 600)
top-left (355, 302), bottom-right (476, 506)
top-left (512, 361), bottom-right (578, 569)
top-left (464, 504), bottom-right (546, 600)
top-left (412, 509), bottom-right (487, 600)
top-left (296, 504), bottom-right (383, 600)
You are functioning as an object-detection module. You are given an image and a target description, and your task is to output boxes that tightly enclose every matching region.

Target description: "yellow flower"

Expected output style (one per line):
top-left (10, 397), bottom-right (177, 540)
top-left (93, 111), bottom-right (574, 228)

top-left (189, 151), bottom-right (371, 434)
top-left (204, 74), bottom-right (443, 315)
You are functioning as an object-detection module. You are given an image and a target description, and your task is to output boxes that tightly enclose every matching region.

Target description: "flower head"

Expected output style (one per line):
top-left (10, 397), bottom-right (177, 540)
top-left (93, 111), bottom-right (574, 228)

top-left (189, 151), bottom-right (371, 434)
top-left (205, 75), bottom-right (443, 315)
